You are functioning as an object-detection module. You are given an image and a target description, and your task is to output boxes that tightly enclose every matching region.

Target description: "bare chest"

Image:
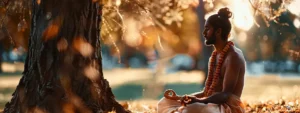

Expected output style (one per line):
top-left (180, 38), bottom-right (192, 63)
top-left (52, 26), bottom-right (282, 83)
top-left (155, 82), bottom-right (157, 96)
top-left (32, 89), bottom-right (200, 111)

top-left (213, 55), bottom-right (227, 81)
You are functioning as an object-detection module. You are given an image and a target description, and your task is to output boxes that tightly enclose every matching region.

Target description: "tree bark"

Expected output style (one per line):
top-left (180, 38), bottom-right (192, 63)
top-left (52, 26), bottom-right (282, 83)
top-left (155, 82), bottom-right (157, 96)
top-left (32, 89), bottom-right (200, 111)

top-left (0, 43), bottom-right (2, 73)
top-left (196, 0), bottom-right (213, 85)
top-left (4, 0), bottom-right (128, 113)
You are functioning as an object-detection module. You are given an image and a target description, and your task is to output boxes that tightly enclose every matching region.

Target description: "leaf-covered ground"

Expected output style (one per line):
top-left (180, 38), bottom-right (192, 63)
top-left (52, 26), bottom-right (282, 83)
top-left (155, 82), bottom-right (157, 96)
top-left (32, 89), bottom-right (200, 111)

top-left (117, 99), bottom-right (300, 113)
top-left (1, 99), bottom-right (300, 112)
top-left (1, 68), bottom-right (300, 112)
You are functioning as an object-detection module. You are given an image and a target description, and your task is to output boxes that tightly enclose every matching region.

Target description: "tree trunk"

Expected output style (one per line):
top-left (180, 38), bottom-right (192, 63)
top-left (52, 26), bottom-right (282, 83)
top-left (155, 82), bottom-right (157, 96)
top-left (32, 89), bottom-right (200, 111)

top-left (4, 0), bottom-right (128, 113)
top-left (196, 0), bottom-right (213, 85)
top-left (0, 44), bottom-right (2, 73)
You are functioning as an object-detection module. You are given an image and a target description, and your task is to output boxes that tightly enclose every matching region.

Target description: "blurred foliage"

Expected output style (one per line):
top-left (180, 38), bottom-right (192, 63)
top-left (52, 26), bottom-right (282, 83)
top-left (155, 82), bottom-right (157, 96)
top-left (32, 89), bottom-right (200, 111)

top-left (100, 0), bottom-right (201, 60)
top-left (202, 0), bottom-right (300, 73)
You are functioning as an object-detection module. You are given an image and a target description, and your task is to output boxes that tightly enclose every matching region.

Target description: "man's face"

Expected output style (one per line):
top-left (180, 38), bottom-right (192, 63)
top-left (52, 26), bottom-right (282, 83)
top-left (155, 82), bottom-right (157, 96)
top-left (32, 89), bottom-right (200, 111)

top-left (203, 22), bottom-right (216, 46)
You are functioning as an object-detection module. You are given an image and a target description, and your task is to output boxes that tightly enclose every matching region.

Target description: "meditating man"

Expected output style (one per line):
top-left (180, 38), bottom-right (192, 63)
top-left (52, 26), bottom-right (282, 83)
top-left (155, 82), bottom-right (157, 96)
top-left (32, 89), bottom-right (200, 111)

top-left (157, 7), bottom-right (246, 113)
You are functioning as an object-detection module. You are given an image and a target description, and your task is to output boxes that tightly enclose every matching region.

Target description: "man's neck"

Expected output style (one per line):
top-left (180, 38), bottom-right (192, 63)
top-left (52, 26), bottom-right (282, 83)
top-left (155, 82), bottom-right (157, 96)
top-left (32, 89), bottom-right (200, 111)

top-left (213, 40), bottom-right (228, 53)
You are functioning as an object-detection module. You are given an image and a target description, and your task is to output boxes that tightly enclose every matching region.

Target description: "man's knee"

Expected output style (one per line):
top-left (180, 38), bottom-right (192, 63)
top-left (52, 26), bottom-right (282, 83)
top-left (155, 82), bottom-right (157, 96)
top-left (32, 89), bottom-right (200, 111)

top-left (157, 97), bottom-right (168, 107)
top-left (157, 97), bottom-right (181, 113)
top-left (157, 97), bottom-right (168, 113)
top-left (182, 103), bottom-right (221, 113)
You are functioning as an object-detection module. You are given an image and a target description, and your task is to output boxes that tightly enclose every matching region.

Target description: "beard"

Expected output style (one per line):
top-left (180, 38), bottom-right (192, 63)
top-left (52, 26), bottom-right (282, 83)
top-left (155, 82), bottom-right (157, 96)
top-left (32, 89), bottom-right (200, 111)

top-left (205, 35), bottom-right (216, 46)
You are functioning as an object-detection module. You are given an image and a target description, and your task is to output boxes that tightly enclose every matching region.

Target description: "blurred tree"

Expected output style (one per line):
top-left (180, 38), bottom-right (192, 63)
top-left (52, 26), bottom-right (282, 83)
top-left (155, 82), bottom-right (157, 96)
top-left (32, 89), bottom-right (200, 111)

top-left (3, 0), bottom-right (128, 112)
top-left (245, 0), bottom-right (300, 72)
top-left (101, 0), bottom-right (201, 71)
top-left (1, 0), bottom-right (30, 73)
top-left (0, 44), bottom-right (2, 73)
top-left (195, 0), bottom-right (213, 84)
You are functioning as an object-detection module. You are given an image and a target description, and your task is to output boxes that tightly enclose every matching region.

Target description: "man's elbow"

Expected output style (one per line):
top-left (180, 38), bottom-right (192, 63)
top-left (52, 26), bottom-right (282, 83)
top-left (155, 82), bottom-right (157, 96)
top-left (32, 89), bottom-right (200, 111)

top-left (221, 92), bottom-right (231, 103)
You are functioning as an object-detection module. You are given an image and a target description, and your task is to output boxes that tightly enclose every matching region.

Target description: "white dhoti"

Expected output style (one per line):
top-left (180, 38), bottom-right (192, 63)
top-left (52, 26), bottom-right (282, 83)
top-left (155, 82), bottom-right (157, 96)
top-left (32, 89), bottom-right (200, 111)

top-left (157, 94), bottom-right (245, 113)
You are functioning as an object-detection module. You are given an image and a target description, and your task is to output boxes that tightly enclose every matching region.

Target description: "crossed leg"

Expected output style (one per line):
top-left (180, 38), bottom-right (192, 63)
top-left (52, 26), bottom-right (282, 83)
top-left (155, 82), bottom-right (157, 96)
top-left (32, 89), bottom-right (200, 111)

top-left (157, 97), bottom-right (222, 113)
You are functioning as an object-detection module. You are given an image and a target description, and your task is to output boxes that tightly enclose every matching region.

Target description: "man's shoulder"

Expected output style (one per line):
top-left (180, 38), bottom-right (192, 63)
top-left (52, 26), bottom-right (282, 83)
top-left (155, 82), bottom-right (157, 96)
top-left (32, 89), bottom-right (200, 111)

top-left (227, 46), bottom-right (246, 64)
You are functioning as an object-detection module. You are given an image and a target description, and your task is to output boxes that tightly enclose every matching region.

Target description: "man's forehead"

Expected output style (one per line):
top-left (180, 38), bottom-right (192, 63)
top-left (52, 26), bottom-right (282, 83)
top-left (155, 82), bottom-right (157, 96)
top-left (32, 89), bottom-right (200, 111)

top-left (204, 22), bottom-right (211, 27)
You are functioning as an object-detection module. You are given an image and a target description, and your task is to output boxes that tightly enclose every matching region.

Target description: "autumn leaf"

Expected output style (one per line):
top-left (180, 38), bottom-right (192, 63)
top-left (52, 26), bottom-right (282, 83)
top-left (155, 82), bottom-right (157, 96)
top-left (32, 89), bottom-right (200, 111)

top-left (43, 16), bottom-right (63, 41)
top-left (72, 37), bottom-right (94, 57)
top-left (37, 0), bottom-right (41, 5)
top-left (84, 65), bottom-right (100, 81)
top-left (43, 24), bottom-right (59, 41)
top-left (57, 38), bottom-right (68, 52)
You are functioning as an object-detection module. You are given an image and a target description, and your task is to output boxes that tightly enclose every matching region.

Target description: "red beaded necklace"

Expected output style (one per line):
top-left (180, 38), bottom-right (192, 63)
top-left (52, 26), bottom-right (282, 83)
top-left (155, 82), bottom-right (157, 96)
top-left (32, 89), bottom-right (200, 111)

top-left (203, 41), bottom-right (234, 97)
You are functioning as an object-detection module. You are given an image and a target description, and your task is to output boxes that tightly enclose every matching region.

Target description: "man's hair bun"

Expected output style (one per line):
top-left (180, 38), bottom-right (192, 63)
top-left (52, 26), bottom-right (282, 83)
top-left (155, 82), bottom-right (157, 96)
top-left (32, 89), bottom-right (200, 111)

top-left (218, 7), bottom-right (232, 19)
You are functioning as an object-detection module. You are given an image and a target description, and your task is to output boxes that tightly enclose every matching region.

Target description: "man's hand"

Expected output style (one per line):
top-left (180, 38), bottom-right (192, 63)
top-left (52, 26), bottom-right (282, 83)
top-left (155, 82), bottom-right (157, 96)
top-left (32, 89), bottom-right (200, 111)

top-left (181, 95), bottom-right (207, 105)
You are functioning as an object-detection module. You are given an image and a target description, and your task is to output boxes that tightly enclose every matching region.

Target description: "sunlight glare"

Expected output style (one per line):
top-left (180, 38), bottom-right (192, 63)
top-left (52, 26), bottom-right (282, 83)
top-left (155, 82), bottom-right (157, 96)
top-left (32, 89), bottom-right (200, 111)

top-left (123, 17), bottom-right (142, 47)
top-left (287, 0), bottom-right (300, 16)
top-left (294, 19), bottom-right (300, 28)
top-left (238, 32), bottom-right (247, 42)
top-left (231, 0), bottom-right (254, 31)
top-left (204, 0), bottom-right (254, 31)
top-left (116, 0), bottom-right (121, 6)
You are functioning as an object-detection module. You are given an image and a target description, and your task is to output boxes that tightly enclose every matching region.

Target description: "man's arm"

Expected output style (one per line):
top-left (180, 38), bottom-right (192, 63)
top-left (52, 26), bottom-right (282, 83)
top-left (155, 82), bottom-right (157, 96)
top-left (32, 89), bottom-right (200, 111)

top-left (193, 92), bottom-right (231, 104)
top-left (190, 91), bottom-right (205, 98)
top-left (192, 54), bottom-right (242, 104)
